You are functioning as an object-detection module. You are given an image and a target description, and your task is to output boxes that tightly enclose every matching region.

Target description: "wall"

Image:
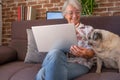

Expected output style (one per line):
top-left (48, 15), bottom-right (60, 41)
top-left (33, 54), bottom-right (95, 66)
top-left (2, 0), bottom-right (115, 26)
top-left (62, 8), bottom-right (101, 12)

top-left (2, 0), bottom-right (120, 45)
top-left (0, 0), bottom-right (2, 45)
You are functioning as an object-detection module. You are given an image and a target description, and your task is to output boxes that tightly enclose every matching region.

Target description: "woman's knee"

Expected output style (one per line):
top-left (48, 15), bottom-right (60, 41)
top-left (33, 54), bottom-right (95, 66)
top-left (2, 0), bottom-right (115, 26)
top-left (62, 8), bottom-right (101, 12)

top-left (42, 49), bottom-right (67, 66)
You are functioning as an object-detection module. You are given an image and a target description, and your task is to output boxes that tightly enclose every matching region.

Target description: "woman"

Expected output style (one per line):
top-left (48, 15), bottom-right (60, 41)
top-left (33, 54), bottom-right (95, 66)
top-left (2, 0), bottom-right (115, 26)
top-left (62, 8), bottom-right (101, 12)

top-left (36, 0), bottom-right (95, 80)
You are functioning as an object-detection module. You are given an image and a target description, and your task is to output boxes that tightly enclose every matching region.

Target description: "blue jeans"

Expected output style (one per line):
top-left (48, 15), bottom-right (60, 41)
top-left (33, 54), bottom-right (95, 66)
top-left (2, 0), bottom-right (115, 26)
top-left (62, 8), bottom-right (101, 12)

top-left (35, 41), bottom-right (89, 80)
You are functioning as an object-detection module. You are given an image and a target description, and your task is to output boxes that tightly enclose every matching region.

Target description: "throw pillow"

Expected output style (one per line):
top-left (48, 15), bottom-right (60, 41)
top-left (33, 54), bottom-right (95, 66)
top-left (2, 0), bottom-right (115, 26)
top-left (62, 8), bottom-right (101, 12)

top-left (24, 29), bottom-right (47, 63)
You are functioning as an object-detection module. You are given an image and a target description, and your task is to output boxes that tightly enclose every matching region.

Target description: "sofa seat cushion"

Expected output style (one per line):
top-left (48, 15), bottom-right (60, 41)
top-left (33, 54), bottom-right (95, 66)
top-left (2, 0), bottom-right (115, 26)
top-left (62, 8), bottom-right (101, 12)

top-left (75, 72), bottom-right (120, 80)
top-left (0, 61), bottom-right (41, 80)
top-left (0, 46), bottom-right (17, 64)
top-left (75, 65), bottom-right (120, 80)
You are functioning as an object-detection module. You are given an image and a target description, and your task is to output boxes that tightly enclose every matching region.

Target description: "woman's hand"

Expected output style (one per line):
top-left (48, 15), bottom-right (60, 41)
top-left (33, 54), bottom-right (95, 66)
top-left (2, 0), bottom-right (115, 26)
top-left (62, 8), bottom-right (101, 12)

top-left (70, 45), bottom-right (94, 59)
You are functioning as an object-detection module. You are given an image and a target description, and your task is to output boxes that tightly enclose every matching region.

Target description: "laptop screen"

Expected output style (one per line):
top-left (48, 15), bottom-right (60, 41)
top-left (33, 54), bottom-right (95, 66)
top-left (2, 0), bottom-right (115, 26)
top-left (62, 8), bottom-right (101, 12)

top-left (32, 23), bottom-right (78, 52)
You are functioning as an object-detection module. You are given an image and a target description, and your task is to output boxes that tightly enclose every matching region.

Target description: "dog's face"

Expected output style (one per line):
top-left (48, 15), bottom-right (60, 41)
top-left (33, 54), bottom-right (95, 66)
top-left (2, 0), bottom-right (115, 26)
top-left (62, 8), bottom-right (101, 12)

top-left (88, 29), bottom-right (119, 52)
top-left (88, 29), bottom-right (103, 47)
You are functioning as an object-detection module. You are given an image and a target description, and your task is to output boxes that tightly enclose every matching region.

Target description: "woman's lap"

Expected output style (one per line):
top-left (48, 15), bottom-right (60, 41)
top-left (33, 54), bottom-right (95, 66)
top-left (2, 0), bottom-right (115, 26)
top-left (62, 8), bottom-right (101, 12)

top-left (36, 49), bottom-right (89, 80)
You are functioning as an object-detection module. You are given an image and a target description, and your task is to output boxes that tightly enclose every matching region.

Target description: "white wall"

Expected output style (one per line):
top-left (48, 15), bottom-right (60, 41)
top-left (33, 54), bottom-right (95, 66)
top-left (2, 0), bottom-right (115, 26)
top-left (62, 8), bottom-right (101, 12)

top-left (0, 0), bottom-right (2, 45)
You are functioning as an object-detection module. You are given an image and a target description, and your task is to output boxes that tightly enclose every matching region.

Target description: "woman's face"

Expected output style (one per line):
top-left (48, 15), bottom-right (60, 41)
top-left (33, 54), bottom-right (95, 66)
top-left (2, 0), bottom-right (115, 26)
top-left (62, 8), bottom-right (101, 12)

top-left (64, 4), bottom-right (80, 26)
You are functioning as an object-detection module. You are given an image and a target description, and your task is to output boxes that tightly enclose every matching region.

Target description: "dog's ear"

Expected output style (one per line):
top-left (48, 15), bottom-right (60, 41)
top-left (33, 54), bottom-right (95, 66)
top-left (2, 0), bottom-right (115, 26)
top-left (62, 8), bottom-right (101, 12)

top-left (93, 32), bottom-right (102, 41)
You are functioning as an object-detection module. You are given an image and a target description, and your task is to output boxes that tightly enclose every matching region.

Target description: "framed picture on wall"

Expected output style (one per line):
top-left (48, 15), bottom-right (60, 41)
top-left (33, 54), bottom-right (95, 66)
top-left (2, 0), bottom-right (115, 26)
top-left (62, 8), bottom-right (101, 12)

top-left (46, 11), bottom-right (64, 20)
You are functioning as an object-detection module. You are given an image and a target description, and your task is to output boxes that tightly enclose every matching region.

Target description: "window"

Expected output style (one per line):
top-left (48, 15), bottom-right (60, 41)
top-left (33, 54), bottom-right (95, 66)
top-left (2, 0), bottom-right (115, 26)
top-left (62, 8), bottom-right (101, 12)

top-left (46, 11), bottom-right (64, 20)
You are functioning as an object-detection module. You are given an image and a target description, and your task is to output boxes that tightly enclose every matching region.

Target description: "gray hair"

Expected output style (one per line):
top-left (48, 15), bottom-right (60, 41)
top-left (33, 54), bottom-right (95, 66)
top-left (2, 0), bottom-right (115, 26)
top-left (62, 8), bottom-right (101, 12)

top-left (62, 0), bottom-right (82, 16)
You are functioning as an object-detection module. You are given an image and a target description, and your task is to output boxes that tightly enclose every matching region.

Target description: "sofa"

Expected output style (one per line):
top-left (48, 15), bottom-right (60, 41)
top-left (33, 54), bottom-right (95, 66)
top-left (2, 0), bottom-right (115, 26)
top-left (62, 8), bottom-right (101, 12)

top-left (0, 16), bottom-right (120, 80)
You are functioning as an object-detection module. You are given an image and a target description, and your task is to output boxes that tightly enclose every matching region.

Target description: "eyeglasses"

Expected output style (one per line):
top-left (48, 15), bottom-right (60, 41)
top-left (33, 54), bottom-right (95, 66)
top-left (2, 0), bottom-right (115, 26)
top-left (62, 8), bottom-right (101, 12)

top-left (65, 11), bottom-right (80, 16)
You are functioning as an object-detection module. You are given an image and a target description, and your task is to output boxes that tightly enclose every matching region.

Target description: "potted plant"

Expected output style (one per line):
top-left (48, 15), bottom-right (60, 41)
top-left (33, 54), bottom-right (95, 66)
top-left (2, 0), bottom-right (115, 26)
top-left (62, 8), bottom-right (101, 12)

top-left (79, 0), bottom-right (96, 15)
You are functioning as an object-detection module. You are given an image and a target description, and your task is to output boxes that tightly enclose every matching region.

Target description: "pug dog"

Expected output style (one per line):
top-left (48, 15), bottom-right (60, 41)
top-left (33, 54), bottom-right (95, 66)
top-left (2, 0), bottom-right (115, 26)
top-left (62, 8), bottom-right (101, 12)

top-left (88, 29), bottom-right (120, 73)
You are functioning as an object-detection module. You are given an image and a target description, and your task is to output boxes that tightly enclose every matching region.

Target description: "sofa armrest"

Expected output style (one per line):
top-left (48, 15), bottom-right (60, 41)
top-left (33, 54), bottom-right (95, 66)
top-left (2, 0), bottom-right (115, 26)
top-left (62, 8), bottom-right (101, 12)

top-left (0, 46), bottom-right (17, 64)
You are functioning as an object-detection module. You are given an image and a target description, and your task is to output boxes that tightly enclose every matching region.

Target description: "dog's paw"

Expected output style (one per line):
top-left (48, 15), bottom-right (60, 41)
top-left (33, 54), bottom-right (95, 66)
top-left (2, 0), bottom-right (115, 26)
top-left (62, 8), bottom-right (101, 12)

top-left (96, 69), bottom-right (101, 73)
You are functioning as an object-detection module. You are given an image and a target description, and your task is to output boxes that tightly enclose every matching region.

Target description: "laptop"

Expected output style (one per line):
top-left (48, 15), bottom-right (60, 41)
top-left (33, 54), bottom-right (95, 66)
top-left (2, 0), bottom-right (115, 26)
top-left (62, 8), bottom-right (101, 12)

top-left (32, 23), bottom-right (78, 52)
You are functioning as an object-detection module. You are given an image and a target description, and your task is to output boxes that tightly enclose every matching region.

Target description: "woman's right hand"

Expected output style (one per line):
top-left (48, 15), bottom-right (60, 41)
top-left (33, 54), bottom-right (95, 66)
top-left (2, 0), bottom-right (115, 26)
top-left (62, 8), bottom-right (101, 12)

top-left (70, 45), bottom-right (94, 58)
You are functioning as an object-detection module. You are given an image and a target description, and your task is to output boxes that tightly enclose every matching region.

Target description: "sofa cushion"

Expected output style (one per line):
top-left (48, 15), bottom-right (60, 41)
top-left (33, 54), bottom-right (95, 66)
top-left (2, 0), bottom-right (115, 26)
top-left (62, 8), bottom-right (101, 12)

top-left (9, 39), bottom-right (27, 61)
top-left (0, 61), bottom-right (41, 80)
top-left (75, 72), bottom-right (120, 80)
top-left (0, 46), bottom-right (17, 64)
top-left (24, 29), bottom-right (47, 63)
